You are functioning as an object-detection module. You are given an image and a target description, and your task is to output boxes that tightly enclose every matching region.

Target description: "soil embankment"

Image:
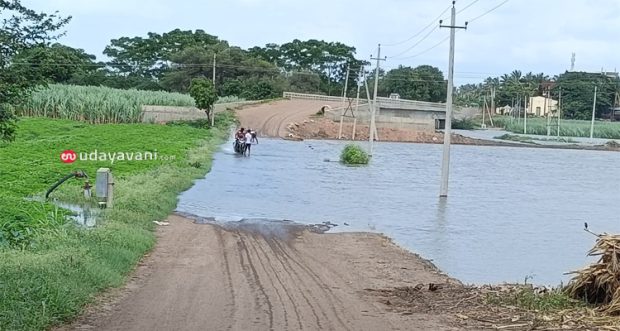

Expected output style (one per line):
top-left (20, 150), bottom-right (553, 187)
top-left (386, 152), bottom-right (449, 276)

top-left (57, 214), bottom-right (463, 331)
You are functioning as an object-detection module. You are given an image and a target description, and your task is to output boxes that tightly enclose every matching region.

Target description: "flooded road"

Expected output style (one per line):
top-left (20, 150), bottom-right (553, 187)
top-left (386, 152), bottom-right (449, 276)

top-left (177, 138), bottom-right (620, 286)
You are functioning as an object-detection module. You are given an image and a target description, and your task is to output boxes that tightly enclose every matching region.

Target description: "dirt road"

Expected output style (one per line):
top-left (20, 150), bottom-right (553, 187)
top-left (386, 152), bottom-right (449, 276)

top-left (236, 99), bottom-right (339, 138)
top-left (59, 214), bottom-right (463, 331)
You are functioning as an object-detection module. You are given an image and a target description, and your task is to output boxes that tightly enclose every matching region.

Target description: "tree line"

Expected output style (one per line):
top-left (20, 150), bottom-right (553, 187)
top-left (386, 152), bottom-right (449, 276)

top-left (7, 23), bottom-right (452, 102)
top-left (456, 70), bottom-right (620, 120)
top-left (2, 1), bottom-right (619, 142)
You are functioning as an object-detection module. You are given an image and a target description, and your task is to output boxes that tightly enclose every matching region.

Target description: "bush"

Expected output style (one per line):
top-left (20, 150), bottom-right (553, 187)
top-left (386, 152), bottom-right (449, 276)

top-left (340, 144), bottom-right (369, 165)
top-left (452, 118), bottom-right (478, 130)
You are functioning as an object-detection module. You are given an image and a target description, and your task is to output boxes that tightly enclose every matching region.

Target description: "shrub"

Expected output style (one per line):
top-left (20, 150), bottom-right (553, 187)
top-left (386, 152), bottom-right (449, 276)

top-left (452, 118), bottom-right (478, 130)
top-left (340, 144), bottom-right (369, 165)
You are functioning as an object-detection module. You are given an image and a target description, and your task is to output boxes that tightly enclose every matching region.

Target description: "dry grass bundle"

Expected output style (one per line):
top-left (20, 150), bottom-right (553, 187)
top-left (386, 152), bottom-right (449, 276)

top-left (566, 233), bottom-right (620, 315)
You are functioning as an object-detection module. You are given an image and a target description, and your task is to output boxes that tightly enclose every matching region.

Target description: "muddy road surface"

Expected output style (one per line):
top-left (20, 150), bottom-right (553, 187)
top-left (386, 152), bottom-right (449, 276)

top-left (235, 99), bottom-right (338, 138)
top-left (58, 214), bottom-right (463, 331)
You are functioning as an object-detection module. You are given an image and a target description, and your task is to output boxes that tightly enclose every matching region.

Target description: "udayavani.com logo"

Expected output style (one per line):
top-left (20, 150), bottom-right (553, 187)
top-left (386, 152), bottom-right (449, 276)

top-left (60, 150), bottom-right (175, 164)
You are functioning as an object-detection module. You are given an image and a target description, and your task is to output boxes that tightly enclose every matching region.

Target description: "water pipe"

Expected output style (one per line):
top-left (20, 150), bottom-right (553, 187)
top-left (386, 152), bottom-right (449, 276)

top-left (45, 170), bottom-right (89, 199)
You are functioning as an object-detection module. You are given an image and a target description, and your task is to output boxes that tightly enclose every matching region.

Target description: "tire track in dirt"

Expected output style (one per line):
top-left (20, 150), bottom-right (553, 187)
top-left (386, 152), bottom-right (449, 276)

top-left (268, 238), bottom-right (352, 331)
top-left (236, 234), bottom-right (274, 330)
top-left (244, 235), bottom-right (302, 330)
top-left (247, 235), bottom-right (320, 330)
top-left (57, 215), bottom-right (462, 331)
top-left (262, 238), bottom-right (330, 329)
top-left (214, 227), bottom-right (236, 330)
top-left (242, 234), bottom-right (292, 330)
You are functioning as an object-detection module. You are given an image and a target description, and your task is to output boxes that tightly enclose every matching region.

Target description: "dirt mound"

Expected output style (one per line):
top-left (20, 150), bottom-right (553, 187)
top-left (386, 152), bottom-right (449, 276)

top-left (288, 117), bottom-right (493, 145)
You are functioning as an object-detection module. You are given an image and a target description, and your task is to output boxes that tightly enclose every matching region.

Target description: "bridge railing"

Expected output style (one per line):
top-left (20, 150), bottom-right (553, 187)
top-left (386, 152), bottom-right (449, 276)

top-left (376, 97), bottom-right (447, 112)
top-left (282, 92), bottom-right (344, 103)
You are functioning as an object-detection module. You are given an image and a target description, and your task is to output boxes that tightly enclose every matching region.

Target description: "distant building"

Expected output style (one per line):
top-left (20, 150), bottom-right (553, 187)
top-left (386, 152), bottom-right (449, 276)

top-left (495, 105), bottom-right (512, 115)
top-left (528, 96), bottom-right (558, 117)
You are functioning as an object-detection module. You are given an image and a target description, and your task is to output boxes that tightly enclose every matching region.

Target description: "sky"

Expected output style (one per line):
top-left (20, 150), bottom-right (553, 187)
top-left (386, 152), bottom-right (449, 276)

top-left (22, 0), bottom-right (620, 86)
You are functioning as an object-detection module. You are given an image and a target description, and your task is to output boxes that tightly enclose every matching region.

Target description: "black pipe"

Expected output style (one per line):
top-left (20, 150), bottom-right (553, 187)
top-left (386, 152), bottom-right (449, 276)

top-left (45, 171), bottom-right (88, 199)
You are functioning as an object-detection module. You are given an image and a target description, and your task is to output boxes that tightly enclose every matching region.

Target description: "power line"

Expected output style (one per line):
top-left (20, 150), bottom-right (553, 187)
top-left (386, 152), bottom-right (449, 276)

top-left (456, 0), bottom-right (480, 14)
top-left (392, 36), bottom-right (450, 60)
top-left (382, 5), bottom-right (451, 47)
top-left (388, 26), bottom-right (441, 59)
top-left (467, 0), bottom-right (510, 23)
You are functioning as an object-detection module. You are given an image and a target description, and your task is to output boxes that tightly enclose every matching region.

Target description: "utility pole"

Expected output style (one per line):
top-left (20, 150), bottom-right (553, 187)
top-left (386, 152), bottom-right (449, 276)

top-left (490, 86), bottom-right (496, 119)
top-left (557, 87), bottom-right (562, 138)
top-left (439, 1), bottom-right (467, 198)
top-left (338, 64), bottom-right (351, 139)
top-left (523, 94), bottom-right (528, 134)
top-left (544, 88), bottom-right (550, 136)
top-left (369, 44), bottom-right (386, 156)
top-left (481, 95), bottom-right (486, 128)
top-left (590, 85), bottom-right (598, 139)
top-left (353, 67), bottom-right (363, 140)
top-left (342, 63), bottom-right (350, 109)
top-left (212, 53), bottom-right (216, 86)
top-left (212, 53), bottom-right (217, 127)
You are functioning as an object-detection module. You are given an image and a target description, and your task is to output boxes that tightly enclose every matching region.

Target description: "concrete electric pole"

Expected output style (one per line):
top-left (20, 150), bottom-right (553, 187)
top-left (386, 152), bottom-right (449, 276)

top-left (212, 53), bottom-right (217, 127)
top-left (439, 1), bottom-right (467, 198)
top-left (212, 53), bottom-right (216, 86)
top-left (590, 85), bottom-right (598, 139)
top-left (369, 44), bottom-right (386, 156)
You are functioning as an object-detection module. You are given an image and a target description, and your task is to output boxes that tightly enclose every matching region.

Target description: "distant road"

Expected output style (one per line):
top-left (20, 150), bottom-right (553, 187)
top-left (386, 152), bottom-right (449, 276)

top-left (235, 99), bottom-right (341, 138)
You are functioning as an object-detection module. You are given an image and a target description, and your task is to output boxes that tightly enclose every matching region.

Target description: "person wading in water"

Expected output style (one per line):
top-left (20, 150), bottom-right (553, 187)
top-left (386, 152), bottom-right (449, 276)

top-left (244, 129), bottom-right (253, 156)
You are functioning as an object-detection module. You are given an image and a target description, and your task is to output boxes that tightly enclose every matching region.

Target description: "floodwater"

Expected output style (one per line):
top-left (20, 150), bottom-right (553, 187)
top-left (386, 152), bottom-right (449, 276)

top-left (55, 201), bottom-right (100, 227)
top-left (176, 138), bottom-right (620, 286)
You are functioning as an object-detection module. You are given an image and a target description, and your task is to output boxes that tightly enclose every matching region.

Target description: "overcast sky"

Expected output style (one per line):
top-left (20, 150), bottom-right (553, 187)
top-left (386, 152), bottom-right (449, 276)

top-left (23, 0), bottom-right (620, 85)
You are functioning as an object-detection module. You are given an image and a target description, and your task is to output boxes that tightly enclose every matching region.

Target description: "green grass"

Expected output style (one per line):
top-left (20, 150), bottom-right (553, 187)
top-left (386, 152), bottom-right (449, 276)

top-left (0, 112), bottom-right (236, 330)
top-left (486, 286), bottom-right (583, 312)
top-left (493, 116), bottom-right (620, 139)
top-left (340, 144), bottom-right (370, 165)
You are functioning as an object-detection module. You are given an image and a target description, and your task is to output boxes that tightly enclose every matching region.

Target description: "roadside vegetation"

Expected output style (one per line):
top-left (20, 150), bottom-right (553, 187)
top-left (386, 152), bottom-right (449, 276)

top-left (0, 112), bottom-right (235, 330)
top-left (494, 133), bottom-right (578, 144)
top-left (451, 118), bottom-right (479, 130)
top-left (340, 144), bottom-right (370, 165)
top-left (493, 116), bottom-right (620, 139)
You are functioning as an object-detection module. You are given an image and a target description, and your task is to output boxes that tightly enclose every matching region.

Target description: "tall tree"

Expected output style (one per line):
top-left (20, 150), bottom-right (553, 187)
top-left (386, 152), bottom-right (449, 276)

top-left (249, 39), bottom-right (366, 95)
top-left (12, 43), bottom-right (101, 84)
top-left (104, 29), bottom-right (223, 79)
top-left (160, 45), bottom-right (279, 96)
top-left (379, 65), bottom-right (446, 102)
top-left (0, 0), bottom-right (70, 141)
top-left (554, 71), bottom-right (617, 120)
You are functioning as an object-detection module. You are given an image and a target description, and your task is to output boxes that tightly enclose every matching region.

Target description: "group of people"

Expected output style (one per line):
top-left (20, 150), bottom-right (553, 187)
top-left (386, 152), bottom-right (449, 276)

top-left (234, 127), bottom-right (258, 156)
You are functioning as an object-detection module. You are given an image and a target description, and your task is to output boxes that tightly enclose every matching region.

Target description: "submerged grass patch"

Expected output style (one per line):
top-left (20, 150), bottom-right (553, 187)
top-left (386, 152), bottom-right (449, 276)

top-left (0, 114), bottom-right (234, 330)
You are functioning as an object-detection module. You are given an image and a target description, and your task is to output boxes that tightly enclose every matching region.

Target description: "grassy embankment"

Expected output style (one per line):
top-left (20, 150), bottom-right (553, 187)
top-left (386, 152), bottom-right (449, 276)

top-left (0, 85), bottom-right (237, 330)
top-left (493, 116), bottom-right (620, 139)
